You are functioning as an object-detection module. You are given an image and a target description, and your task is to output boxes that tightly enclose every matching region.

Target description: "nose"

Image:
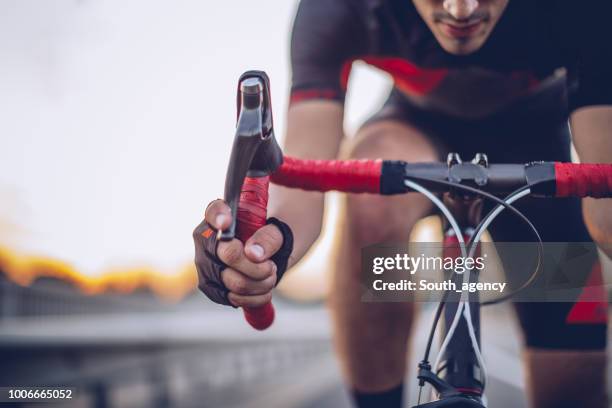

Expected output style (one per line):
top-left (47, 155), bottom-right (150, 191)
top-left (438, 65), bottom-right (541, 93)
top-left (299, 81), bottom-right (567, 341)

top-left (443, 0), bottom-right (479, 20)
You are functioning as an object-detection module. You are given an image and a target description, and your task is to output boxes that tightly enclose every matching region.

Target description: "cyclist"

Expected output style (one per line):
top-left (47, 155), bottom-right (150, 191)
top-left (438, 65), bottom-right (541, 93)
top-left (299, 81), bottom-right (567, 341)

top-left (195, 1), bottom-right (612, 406)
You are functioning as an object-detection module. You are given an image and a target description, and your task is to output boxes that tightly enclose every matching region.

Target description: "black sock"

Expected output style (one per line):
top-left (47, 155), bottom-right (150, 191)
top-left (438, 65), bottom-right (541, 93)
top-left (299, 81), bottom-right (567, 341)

top-left (352, 383), bottom-right (404, 408)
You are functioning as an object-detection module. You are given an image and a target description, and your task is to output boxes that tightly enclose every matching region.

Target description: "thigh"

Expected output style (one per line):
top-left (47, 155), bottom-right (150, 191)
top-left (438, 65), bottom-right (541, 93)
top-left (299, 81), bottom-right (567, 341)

top-left (494, 205), bottom-right (608, 350)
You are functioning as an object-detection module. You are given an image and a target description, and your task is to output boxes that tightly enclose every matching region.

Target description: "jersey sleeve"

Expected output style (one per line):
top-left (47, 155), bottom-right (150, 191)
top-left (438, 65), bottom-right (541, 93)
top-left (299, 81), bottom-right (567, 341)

top-left (290, 0), bottom-right (367, 105)
top-left (564, 1), bottom-right (612, 112)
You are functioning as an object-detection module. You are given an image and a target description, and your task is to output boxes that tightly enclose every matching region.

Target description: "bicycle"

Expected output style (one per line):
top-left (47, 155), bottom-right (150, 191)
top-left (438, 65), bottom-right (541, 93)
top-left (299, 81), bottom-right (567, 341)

top-left (218, 71), bottom-right (612, 407)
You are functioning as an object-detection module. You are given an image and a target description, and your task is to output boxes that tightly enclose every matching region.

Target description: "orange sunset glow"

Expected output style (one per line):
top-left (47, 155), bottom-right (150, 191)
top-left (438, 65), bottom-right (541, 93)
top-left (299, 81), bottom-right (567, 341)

top-left (0, 246), bottom-right (198, 301)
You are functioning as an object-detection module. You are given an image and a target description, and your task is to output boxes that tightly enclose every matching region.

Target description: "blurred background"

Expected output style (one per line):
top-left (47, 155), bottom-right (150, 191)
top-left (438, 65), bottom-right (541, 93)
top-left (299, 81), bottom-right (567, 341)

top-left (0, 1), bottom-right (609, 407)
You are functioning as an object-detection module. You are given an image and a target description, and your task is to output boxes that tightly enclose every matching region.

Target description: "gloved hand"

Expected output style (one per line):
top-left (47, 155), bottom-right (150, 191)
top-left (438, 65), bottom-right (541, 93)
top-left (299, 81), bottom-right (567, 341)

top-left (193, 199), bottom-right (293, 307)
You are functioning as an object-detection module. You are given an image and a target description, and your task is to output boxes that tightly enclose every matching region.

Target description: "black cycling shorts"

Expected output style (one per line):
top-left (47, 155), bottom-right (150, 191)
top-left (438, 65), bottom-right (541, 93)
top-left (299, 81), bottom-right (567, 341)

top-left (364, 84), bottom-right (608, 351)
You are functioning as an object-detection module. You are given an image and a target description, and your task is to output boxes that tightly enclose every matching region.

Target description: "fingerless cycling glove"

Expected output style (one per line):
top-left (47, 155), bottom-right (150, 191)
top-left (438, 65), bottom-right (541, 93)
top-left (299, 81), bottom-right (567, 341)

top-left (193, 217), bottom-right (293, 306)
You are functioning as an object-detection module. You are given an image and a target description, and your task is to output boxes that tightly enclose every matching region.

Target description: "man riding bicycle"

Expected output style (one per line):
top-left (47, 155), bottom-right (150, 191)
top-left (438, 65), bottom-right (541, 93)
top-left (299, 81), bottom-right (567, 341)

top-left (195, 1), bottom-right (612, 406)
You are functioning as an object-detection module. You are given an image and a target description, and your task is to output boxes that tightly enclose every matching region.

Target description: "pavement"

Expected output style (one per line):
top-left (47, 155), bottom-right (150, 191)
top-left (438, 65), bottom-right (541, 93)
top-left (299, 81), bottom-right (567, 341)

top-left (2, 300), bottom-right (587, 407)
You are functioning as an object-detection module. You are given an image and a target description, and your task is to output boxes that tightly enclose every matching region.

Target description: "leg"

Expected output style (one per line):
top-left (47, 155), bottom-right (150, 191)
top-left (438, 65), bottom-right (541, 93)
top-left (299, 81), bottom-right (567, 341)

top-left (329, 119), bottom-right (441, 404)
top-left (489, 197), bottom-right (608, 408)
top-left (524, 348), bottom-right (607, 408)
top-left (519, 258), bottom-right (608, 408)
top-left (471, 104), bottom-right (609, 407)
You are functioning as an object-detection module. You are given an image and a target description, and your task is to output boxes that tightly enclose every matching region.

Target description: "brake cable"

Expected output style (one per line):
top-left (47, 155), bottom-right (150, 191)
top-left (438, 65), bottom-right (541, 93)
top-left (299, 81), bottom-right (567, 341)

top-left (468, 184), bottom-right (543, 305)
top-left (405, 178), bottom-right (544, 404)
top-left (405, 177), bottom-right (493, 402)
top-left (408, 176), bottom-right (544, 307)
top-left (432, 186), bottom-right (533, 398)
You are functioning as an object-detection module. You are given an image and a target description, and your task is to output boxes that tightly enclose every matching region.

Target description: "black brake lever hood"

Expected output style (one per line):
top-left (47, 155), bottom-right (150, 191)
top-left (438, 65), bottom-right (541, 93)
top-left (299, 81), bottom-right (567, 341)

top-left (220, 71), bottom-right (283, 240)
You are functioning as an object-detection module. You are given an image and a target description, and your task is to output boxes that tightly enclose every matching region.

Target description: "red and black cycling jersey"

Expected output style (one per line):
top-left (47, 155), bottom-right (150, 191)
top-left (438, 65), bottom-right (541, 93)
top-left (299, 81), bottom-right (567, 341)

top-left (290, 0), bottom-right (612, 118)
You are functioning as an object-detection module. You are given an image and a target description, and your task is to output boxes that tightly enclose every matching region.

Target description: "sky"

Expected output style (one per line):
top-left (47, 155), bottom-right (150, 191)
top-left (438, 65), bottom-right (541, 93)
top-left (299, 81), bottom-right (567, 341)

top-left (0, 0), bottom-right (392, 275)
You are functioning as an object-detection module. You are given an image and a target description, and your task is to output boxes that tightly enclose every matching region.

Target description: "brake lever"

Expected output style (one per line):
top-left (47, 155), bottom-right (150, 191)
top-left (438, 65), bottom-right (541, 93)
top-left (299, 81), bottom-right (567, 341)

top-left (219, 71), bottom-right (283, 330)
top-left (220, 71), bottom-right (283, 241)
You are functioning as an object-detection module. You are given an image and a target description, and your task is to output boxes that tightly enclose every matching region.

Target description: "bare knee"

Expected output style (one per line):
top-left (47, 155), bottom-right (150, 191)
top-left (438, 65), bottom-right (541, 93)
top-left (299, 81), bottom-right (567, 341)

top-left (344, 120), bottom-right (441, 245)
top-left (347, 120), bottom-right (440, 162)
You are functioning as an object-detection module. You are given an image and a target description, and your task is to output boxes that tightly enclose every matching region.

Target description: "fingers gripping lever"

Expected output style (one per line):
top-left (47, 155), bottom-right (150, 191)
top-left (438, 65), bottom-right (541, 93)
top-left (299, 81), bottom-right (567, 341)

top-left (220, 71), bottom-right (283, 330)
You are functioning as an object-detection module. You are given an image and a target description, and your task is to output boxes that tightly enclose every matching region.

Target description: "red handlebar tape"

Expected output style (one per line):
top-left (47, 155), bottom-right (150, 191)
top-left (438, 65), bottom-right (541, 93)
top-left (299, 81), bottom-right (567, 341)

top-left (234, 159), bottom-right (610, 331)
top-left (236, 176), bottom-right (275, 330)
top-left (554, 163), bottom-right (612, 198)
top-left (236, 177), bottom-right (269, 239)
top-left (270, 158), bottom-right (612, 198)
top-left (271, 156), bottom-right (383, 193)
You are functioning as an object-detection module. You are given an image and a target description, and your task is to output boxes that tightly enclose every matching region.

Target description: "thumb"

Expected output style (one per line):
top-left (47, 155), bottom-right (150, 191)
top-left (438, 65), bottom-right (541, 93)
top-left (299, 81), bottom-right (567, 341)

top-left (244, 224), bottom-right (283, 262)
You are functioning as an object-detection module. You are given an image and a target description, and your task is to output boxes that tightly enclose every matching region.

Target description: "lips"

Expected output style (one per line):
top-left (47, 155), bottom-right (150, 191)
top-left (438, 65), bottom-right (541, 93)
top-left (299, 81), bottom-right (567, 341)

top-left (439, 20), bottom-right (483, 38)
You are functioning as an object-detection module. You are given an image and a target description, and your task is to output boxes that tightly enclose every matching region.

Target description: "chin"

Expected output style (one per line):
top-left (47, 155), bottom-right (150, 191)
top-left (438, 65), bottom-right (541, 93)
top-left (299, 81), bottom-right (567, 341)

top-left (435, 33), bottom-right (488, 56)
top-left (441, 42), bottom-right (480, 55)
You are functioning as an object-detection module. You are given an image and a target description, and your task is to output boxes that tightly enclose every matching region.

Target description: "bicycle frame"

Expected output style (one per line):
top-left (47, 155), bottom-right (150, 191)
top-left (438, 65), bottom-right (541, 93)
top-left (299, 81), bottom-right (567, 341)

top-left (412, 185), bottom-right (486, 407)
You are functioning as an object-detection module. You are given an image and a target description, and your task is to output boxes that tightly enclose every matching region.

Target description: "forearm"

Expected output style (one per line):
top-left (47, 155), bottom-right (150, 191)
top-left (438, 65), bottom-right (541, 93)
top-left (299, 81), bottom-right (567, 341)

top-left (269, 187), bottom-right (325, 267)
top-left (268, 100), bottom-right (345, 266)
top-left (570, 107), bottom-right (612, 258)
